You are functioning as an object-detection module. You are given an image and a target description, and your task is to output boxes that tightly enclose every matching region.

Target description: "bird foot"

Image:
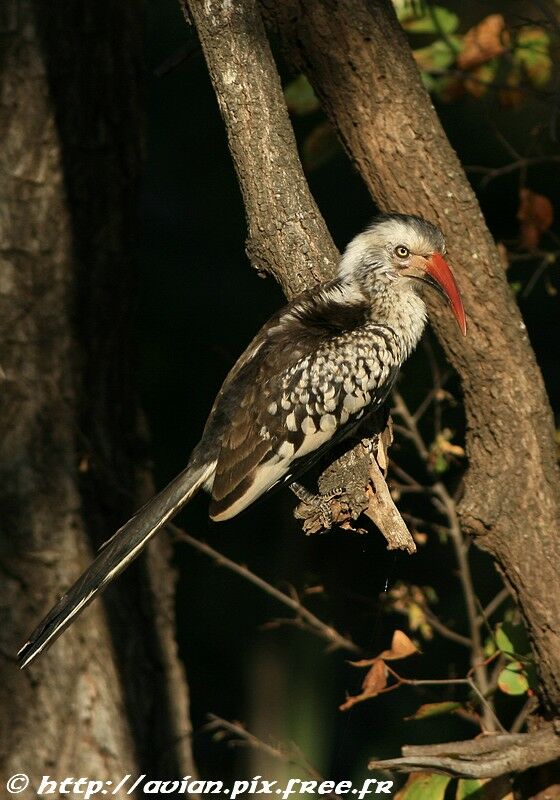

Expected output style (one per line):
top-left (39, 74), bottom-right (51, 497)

top-left (291, 482), bottom-right (345, 533)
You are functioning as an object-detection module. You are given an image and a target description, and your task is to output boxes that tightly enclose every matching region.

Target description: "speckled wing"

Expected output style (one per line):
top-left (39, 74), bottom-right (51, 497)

top-left (205, 282), bottom-right (400, 521)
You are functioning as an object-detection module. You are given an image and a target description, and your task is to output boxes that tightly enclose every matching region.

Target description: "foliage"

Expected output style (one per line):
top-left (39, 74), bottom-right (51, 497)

top-left (143, 0), bottom-right (560, 789)
top-left (340, 630), bottom-right (418, 710)
top-left (283, 4), bottom-right (559, 298)
top-left (394, 4), bottom-right (553, 106)
top-left (395, 771), bottom-right (508, 800)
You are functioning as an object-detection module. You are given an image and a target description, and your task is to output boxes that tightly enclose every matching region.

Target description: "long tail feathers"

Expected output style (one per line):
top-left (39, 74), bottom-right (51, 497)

top-left (18, 461), bottom-right (215, 668)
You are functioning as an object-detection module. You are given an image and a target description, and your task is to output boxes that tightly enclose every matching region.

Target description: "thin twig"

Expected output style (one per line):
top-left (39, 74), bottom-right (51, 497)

top-left (204, 714), bottom-right (324, 782)
top-left (170, 524), bottom-right (360, 654)
top-left (412, 369), bottom-right (452, 423)
top-left (510, 696), bottom-right (538, 734)
top-left (478, 587), bottom-right (511, 626)
top-left (466, 155), bottom-right (560, 189)
top-left (421, 607), bottom-right (472, 649)
top-left (383, 665), bottom-right (506, 732)
top-left (389, 460), bottom-right (426, 489)
top-left (392, 391), bottom-right (498, 732)
top-left (522, 253), bottom-right (556, 297)
top-left (432, 482), bottom-right (496, 730)
top-left (401, 511), bottom-right (450, 537)
top-left (487, 653), bottom-right (507, 694)
top-left (422, 338), bottom-right (444, 439)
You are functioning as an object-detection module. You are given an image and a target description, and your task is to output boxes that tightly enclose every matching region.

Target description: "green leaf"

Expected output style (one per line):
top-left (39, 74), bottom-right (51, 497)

top-left (463, 59), bottom-right (499, 98)
top-left (420, 71), bottom-right (438, 92)
top-left (393, 0), bottom-right (427, 22)
top-left (284, 75), bottom-right (320, 116)
top-left (413, 38), bottom-right (459, 71)
top-left (406, 700), bottom-right (462, 720)
top-left (509, 281), bottom-right (522, 295)
top-left (495, 620), bottom-right (530, 659)
top-left (498, 661), bottom-right (529, 695)
top-left (396, 772), bottom-right (451, 800)
top-left (302, 121), bottom-right (340, 171)
top-left (456, 778), bottom-right (485, 799)
top-left (401, 5), bottom-right (459, 34)
top-left (514, 28), bottom-right (551, 88)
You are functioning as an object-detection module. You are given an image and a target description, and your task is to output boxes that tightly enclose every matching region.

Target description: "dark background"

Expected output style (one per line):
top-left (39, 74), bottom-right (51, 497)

top-left (135, 0), bottom-right (560, 783)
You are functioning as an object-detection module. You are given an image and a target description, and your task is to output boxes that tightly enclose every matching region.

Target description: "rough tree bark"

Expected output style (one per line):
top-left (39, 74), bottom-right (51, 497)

top-left (260, 0), bottom-right (560, 717)
top-left (185, 0), bottom-right (560, 717)
top-left (182, 0), bottom-right (416, 552)
top-left (369, 722), bottom-right (560, 779)
top-left (184, 0), bottom-right (560, 763)
top-left (0, 1), bottom-right (196, 791)
top-left (182, 0), bottom-right (339, 296)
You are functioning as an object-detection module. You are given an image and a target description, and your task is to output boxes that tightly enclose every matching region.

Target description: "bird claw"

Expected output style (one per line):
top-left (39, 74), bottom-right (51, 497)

top-left (291, 482), bottom-right (344, 532)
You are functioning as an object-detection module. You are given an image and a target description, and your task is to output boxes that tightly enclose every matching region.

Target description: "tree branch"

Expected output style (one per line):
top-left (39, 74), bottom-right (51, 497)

top-left (171, 524), bottom-right (359, 654)
top-left (369, 723), bottom-right (560, 779)
top-left (263, 0), bottom-right (560, 714)
top-left (204, 714), bottom-right (324, 782)
top-left (183, 0), bottom-right (414, 551)
top-left (392, 391), bottom-right (496, 730)
top-left (182, 0), bottom-right (337, 297)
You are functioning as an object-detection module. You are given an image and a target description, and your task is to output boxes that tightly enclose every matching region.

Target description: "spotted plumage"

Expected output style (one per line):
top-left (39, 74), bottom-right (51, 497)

top-left (204, 288), bottom-right (405, 521)
top-left (19, 213), bottom-right (466, 667)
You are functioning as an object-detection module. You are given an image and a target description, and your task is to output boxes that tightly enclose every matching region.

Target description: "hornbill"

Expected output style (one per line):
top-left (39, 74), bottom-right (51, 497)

top-left (19, 213), bottom-right (466, 667)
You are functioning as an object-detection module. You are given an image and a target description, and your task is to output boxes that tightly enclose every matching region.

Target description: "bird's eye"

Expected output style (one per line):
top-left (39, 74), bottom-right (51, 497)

top-left (395, 245), bottom-right (409, 259)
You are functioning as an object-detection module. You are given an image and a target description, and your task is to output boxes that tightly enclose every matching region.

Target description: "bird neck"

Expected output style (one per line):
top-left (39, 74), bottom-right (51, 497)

top-left (345, 272), bottom-right (428, 360)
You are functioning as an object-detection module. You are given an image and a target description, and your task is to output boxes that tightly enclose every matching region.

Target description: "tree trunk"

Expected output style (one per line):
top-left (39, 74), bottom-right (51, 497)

top-left (181, 0), bottom-right (339, 299)
top-left (0, 1), bottom-right (196, 790)
top-left (185, 0), bottom-right (560, 716)
top-left (263, 0), bottom-right (560, 715)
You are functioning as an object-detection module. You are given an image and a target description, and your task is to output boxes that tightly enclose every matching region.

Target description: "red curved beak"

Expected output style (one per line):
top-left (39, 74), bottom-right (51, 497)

top-left (426, 253), bottom-right (467, 336)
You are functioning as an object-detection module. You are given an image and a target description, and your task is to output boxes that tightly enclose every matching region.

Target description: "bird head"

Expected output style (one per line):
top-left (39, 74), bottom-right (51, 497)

top-left (339, 214), bottom-right (467, 336)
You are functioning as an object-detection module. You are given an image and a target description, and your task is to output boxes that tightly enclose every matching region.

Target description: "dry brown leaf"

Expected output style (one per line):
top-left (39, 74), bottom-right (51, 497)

top-left (380, 629), bottom-right (419, 661)
top-left (517, 188), bottom-right (554, 249)
top-left (339, 661), bottom-right (388, 710)
top-left (341, 630), bottom-right (417, 711)
top-left (362, 659), bottom-right (388, 694)
top-left (348, 658), bottom-right (377, 668)
top-left (463, 61), bottom-right (497, 98)
top-left (458, 14), bottom-right (508, 70)
top-left (498, 85), bottom-right (524, 109)
top-left (437, 435), bottom-right (465, 458)
top-left (339, 691), bottom-right (368, 711)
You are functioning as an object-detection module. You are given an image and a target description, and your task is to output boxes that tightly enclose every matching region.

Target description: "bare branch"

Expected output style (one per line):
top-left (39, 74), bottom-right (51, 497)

top-left (466, 155), bottom-right (560, 189)
top-left (184, 0), bottom-right (412, 554)
top-left (264, 0), bottom-right (560, 713)
top-left (392, 390), bottom-right (497, 731)
top-left (369, 723), bottom-right (560, 779)
top-left (421, 607), bottom-right (472, 649)
top-left (364, 460), bottom-right (417, 554)
top-left (510, 696), bottom-right (539, 735)
top-left (205, 715), bottom-right (330, 787)
top-left (183, 0), bottom-right (337, 297)
top-left (170, 524), bottom-right (360, 654)
top-left (478, 587), bottom-right (511, 627)
top-left (381, 666), bottom-right (504, 733)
